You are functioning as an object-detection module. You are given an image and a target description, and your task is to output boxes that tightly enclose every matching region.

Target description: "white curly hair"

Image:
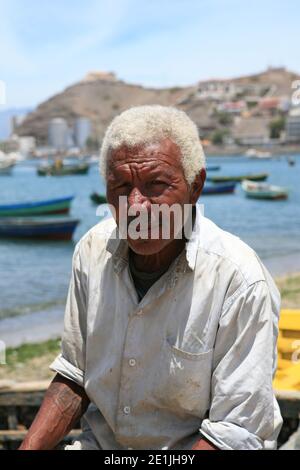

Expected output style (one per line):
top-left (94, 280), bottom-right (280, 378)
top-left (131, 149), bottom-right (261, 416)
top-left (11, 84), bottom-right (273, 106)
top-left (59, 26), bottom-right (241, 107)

top-left (99, 105), bottom-right (205, 185)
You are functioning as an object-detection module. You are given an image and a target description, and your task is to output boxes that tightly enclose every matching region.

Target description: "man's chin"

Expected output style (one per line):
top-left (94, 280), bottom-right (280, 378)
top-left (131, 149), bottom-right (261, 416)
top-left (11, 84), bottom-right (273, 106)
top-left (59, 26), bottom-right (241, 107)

top-left (127, 237), bottom-right (171, 256)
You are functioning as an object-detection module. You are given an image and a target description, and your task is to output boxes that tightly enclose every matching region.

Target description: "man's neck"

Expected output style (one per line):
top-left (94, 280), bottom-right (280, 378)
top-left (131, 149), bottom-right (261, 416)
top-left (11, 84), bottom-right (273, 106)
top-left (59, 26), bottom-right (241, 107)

top-left (130, 238), bottom-right (186, 274)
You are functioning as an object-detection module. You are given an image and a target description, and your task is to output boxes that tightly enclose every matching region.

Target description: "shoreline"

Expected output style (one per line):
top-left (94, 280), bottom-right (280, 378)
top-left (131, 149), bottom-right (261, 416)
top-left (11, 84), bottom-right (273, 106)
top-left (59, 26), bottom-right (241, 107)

top-left (0, 271), bottom-right (299, 384)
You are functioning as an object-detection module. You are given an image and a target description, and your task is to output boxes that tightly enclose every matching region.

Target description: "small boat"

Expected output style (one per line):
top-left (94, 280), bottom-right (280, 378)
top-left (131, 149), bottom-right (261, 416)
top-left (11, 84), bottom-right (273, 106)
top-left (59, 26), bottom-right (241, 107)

top-left (241, 180), bottom-right (289, 200)
top-left (0, 160), bottom-right (15, 175)
top-left (206, 165), bottom-right (221, 171)
top-left (90, 192), bottom-right (107, 205)
top-left (0, 152), bottom-right (16, 174)
top-left (0, 196), bottom-right (74, 217)
top-left (245, 149), bottom-right (272, 159)
top-left (208, 172), bottom-right (268, 183)
top-left (37, 161), bottom-right (89, 176)
top-left (202, 183), bottom-right (236, 195)
top-left (0, 217), bottom-right (80, 240)
top-left (287, 157), bottom-right (295, 166)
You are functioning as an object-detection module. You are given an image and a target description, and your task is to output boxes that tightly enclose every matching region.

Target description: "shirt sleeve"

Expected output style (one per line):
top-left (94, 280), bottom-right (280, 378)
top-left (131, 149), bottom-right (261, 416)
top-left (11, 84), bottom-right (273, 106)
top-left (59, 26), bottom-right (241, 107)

top-left (50, 243), bottom-right (87, 387)
top-left (200, 280), bottom-right (283, 450)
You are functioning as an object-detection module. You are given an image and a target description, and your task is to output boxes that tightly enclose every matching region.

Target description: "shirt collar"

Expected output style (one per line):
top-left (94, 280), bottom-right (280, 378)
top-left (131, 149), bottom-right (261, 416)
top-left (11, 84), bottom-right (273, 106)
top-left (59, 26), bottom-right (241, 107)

top-left (105, 204), bottom-right (202, 273)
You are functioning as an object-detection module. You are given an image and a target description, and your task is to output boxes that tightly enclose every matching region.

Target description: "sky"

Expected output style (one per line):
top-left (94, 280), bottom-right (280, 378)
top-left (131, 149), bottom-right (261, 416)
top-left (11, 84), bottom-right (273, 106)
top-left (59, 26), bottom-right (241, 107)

top-left (0, 0), bottom-right (299, 109)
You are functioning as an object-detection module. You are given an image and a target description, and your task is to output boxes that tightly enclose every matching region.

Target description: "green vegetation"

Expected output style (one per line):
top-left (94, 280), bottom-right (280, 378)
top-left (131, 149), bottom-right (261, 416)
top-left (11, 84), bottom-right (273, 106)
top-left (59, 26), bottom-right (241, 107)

top-left (6, 339), bottom-right (61, 366)
top-left (211, 129), bottom-right (230, 145)
top-left (269, 116), bottom-right (286, 139)
top-left (215, 111), bottom-right (233, 126)
top-left (169, 87), bottom-right (182, 93)
top-left (276, 274), bottom-right (300, 309)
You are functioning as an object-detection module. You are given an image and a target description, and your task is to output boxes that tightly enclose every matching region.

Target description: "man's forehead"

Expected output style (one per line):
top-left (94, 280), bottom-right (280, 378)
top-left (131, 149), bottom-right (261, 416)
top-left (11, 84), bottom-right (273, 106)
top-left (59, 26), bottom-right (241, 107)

top-left (108, 138), bottom-right (182, 167)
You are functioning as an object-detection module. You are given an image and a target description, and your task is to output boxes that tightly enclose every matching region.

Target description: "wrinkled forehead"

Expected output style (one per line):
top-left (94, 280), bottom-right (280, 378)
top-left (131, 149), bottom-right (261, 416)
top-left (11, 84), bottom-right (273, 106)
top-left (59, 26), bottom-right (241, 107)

top-left (107, 138), bottom-right (183, 171)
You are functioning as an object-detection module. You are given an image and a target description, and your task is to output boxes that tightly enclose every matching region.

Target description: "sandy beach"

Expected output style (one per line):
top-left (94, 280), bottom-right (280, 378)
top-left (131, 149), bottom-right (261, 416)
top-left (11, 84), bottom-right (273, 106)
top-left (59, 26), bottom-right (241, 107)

top-left (0, 271), bottom-right (299, 384)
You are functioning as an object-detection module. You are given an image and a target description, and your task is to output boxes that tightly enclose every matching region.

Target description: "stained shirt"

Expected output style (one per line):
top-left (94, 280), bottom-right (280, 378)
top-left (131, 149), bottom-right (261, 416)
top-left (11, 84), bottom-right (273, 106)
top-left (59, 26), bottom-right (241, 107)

top-left (50, 205), bottom-right (283, 450)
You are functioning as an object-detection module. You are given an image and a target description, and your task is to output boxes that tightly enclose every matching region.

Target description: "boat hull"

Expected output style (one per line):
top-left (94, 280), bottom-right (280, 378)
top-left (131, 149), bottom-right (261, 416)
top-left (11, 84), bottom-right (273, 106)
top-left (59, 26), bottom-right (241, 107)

top-left (202, 183), bottom-right (236, 195)
top-left (0, 218), bottom-right (79, 241)
top-left (244, 192), bottom-right (288, 200)
top-left (0, 196), bottom-right (74, 217)
top-left (208, 173), bottom-right (268, 183)
top-left (90, 193), bottom-right (107, 205)
top-left (37, 163), bottom-right (89, 176)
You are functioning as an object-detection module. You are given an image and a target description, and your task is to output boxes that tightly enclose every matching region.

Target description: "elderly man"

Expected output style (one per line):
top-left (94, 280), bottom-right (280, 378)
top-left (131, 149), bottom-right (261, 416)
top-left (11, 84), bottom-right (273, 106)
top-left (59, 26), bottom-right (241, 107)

top-left (20, 105), bottom-right (282, 451)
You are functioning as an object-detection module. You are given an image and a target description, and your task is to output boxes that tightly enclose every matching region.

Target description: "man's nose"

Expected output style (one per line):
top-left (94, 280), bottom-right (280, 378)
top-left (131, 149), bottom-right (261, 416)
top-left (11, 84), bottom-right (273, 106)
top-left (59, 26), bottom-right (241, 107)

top-left (128, 187), bottom-right (149, 208)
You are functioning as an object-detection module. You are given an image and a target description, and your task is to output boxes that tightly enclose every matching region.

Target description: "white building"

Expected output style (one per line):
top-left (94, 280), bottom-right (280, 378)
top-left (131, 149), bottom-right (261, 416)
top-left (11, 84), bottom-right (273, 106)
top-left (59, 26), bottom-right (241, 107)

top-left (74, 117), bottom-right (91, 149)
top-left (48, 118), bottom-right (69, 150)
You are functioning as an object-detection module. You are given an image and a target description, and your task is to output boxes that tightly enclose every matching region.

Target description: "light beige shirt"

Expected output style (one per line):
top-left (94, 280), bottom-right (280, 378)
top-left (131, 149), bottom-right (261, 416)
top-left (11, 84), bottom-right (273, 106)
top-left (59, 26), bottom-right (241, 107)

top-left (50, 205), bottom-right (282, 450)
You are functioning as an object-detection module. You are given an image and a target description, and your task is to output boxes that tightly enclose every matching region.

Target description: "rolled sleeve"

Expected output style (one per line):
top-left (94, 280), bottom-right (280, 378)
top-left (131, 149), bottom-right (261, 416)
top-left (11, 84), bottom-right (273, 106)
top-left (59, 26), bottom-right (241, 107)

top-left (200, 280), bottom-right (282, 450)
top-left (50, 353), bottom-right (84, 387)
top-left (50, 243), bottom-right (87, 387)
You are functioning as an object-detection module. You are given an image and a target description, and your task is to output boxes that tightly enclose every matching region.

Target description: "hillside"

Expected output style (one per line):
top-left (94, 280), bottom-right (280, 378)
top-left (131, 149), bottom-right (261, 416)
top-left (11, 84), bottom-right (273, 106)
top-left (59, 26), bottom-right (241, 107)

top-left (16, 68), bottom-right (299, 145)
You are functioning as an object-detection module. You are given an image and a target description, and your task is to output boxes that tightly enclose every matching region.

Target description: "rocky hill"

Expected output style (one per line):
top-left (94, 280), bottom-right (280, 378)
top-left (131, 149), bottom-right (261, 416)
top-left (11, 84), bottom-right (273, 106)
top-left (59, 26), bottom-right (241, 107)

top-left (16, 68), bottom-right (299, 145)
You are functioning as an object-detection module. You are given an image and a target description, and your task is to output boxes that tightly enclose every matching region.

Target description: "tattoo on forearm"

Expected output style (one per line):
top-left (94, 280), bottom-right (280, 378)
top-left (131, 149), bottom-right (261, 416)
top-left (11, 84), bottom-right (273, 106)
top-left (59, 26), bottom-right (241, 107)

top-left (19, 375), bottom-right (90, 450)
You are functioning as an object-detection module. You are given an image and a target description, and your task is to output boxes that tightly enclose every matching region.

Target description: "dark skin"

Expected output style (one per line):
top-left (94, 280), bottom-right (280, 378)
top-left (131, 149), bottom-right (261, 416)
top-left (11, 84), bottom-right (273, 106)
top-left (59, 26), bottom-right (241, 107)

top-left (19, 374), bottom-right (90, 450)
top-left (20, 138), bottom-right (216, 450)
top-left (106, 138), bottom-right (206, 272)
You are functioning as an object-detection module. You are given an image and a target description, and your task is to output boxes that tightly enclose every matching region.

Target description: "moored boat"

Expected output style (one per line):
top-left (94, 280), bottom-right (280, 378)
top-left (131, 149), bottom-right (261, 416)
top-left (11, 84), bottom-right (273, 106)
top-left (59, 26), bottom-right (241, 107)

top-left (0, 160), bottom-right (15, 175)
top-left (90, 192), bottom-right (107, 205)
top-left (0, 196), bottom-right (74, 217)
top-left (0, 217), bottom-right (80, 240)
top-left (37, 161), bottom-right (89, 176)
top-left (206, 165), bottom-right (221, 171)
top-left (241, 180), bottom-right (289, 200)
top-left (202, 183), bottom-right (236, 195)
top-left (208, 172), bottom-right (268, 183)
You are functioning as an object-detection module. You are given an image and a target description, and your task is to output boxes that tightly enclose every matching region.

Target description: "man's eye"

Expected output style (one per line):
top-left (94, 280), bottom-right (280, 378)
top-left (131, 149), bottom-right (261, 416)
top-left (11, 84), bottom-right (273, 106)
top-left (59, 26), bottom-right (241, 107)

top-left (150, 181), bottom-right (167, 186)
top-left (116, 183), bottom-right (130, 189)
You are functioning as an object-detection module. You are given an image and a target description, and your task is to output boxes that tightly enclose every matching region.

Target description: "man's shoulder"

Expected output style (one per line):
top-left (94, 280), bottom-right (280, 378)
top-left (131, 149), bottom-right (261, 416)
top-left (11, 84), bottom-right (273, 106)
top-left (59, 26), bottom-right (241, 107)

top-left (74, 217), bottom-right (116, 261)
top-left (199, 215), bottom-right (269, 287)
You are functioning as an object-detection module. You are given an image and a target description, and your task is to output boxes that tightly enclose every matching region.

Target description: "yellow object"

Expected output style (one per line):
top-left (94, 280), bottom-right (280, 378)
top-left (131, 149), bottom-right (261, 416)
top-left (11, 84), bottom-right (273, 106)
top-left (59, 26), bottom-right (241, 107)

top-left (273, 309), bottom-right (300, 391)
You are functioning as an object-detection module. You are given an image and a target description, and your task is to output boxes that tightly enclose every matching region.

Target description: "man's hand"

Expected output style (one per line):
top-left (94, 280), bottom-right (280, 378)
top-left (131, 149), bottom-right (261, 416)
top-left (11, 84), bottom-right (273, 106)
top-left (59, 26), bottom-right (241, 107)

top-left (192, 437), bottom-right (219, 450)
top-left (19, 373), bottom-right (90, 450)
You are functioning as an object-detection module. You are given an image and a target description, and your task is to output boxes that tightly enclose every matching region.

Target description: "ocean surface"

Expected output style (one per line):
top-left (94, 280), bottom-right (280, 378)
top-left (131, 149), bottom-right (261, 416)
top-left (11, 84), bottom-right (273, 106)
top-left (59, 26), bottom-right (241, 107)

top-left (0, 155), bottom-right (299, 347)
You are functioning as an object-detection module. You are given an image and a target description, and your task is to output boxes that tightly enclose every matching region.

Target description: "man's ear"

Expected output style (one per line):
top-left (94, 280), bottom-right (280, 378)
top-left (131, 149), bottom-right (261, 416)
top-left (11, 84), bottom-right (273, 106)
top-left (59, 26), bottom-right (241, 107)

top-left (190, 168), bottom-right (206, 205)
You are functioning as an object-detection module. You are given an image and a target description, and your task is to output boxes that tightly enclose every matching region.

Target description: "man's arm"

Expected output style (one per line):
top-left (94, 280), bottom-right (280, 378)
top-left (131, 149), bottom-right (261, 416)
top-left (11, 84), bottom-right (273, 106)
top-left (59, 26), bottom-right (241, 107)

top-left (19, 373), bottom-right (90, 450)
top-left (192, 438), bottom-right (219, 450)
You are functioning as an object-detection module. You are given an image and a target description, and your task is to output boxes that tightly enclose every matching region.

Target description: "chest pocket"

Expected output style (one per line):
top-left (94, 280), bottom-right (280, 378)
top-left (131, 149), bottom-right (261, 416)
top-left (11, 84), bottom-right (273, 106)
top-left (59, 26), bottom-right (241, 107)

top-left (153, 338), bottom-right (213, 416)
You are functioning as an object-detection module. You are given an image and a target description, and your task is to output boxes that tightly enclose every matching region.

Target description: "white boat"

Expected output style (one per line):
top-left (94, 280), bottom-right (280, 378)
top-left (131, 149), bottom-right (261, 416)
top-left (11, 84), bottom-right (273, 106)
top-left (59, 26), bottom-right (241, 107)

top-left (241, 180), bottom-right (289, 200)
top-left (245, 149), bottom-right (272, 159)
top-left (0, 153), bottom-right (16, 175)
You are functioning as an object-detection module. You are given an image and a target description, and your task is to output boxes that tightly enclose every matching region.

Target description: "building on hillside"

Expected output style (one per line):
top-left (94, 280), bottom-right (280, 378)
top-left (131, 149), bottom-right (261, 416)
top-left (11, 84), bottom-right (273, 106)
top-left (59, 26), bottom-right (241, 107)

top-left (232, 117), bottom-right (270, 146)
top-left (217, 100), bottom-right (247, 114)
top-left (74, 117), bottom-right (92, 149)
top-left (48, 118), bottom-right (69, 150)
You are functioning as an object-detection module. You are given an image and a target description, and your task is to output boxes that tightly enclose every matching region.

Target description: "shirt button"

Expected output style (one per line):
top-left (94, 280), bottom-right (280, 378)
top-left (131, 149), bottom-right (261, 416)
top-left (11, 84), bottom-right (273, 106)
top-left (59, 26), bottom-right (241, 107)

top-left (129, 359), bottom-right (136, 367)
top-left (136, 309), bottom-right (143, 316)
top-left (124, 406), bottom-right (131, 415)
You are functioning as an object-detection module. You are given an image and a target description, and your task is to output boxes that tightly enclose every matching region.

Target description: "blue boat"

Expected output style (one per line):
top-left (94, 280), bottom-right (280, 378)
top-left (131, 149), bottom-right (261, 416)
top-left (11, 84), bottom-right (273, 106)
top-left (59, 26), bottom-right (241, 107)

top-left (0, 217), bottom-right (80, 240)
top-left (0, 196), bottom-right (74, 217)
top-left (206, 165), bottom-right (221, 171)
top-left (202, 183), bottom-right (236, 195)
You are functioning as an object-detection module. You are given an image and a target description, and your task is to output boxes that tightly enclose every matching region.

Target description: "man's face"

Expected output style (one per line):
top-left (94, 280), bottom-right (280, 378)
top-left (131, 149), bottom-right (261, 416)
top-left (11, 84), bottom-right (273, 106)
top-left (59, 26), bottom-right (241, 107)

top-left (106, 138), bottom-right (205, 255)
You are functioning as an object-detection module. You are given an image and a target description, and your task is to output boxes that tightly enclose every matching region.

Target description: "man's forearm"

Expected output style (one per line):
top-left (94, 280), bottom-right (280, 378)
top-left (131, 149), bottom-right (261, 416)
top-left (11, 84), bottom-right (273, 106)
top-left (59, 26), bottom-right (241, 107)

top-left (192, 437), bottom-right (219, 450)
top-left (19, 373), bottom-right (90, 450)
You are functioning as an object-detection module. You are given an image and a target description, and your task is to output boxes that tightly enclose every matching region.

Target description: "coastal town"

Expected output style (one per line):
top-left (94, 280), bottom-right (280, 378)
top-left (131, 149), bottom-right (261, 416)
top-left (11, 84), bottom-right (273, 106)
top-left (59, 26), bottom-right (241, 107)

top-left (1, 67), bottom-right (300, 161)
